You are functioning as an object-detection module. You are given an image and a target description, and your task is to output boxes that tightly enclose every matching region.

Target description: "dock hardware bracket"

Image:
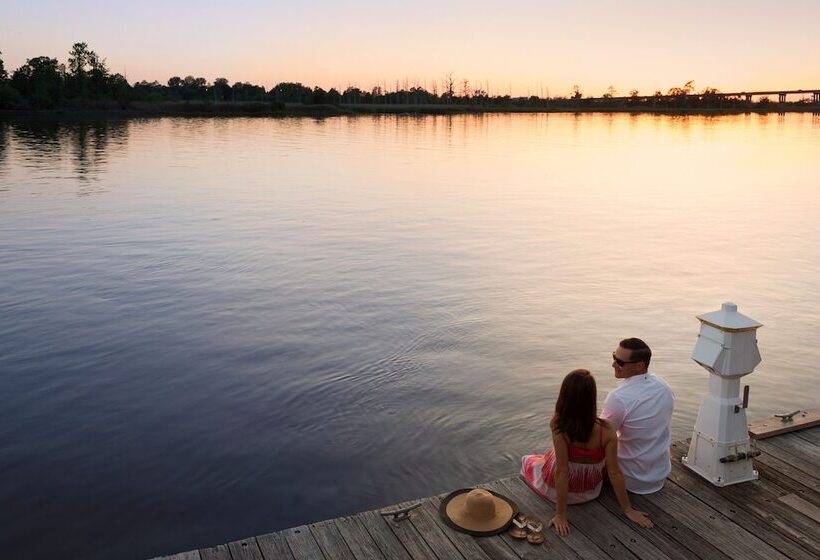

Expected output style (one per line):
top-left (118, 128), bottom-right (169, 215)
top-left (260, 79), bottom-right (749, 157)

top-left (774, 410), bottom-right (803, 422)
top-left (379, 502), bottom-right (421, 521)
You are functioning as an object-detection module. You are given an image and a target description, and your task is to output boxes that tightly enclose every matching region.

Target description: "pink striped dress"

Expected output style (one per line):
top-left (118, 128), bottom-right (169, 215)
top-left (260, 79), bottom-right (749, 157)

top-left (520, 428), bottom-right (606, 504)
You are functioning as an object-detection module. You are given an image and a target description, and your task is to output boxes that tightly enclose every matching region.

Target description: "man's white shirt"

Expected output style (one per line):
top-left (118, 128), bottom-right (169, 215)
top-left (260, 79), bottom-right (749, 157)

top-left (601, 372), bottom-right (674, 494)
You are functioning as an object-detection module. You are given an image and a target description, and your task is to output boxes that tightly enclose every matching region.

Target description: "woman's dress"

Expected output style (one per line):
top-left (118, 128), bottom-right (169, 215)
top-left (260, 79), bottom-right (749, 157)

top-left (520, 428), bottom-right (606, 504)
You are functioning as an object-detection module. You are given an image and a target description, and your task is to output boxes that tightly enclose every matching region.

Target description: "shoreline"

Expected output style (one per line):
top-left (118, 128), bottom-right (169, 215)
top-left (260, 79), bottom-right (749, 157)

top-left (2, 101), bottom-right (819, 120)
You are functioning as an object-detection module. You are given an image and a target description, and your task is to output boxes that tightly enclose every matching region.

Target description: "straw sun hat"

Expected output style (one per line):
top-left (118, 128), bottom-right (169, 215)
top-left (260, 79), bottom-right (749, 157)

top-left (439, 488), bottom-right (517, 536)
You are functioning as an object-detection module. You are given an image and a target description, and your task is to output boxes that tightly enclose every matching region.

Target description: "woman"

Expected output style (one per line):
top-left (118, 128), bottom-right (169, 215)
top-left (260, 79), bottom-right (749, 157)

top-left (520, 369), bottom-right (653, 535)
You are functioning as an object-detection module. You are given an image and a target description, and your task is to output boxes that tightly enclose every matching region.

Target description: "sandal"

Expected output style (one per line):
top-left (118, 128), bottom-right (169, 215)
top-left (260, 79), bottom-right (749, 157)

top-left (508, 517), bottom-right (528, 539)
top-left (526, 521), bottom-right (545, 545)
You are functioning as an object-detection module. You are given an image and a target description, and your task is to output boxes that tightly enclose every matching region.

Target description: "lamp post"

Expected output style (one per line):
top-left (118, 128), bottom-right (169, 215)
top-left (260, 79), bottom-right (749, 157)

top-left (682, 302), bottom-right (763, 486)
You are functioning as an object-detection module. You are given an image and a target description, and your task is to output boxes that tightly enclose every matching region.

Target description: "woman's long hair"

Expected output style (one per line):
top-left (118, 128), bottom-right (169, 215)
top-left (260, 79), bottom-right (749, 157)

top-left (552, 369), bottom-right (598, 443)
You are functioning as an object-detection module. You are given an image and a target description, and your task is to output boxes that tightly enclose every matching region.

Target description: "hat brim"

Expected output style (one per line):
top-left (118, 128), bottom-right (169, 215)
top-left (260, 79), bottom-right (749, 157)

top-left (439, 488), bottom-right (517, 536)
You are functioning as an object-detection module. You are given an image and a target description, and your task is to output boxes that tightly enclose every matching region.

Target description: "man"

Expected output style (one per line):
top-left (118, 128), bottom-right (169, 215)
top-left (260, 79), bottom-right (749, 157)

top-left (601, 338), bottom-right (674, 494)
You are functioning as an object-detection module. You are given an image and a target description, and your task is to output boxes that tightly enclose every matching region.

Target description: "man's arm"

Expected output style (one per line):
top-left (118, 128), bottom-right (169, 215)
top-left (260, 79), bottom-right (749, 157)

top-left (601, 392), bottom-right (625, 432)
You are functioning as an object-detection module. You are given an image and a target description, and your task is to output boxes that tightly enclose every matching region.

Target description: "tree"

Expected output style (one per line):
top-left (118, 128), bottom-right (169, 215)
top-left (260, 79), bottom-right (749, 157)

top-left (604, 85), bottom-right (617, 98)
top-left (11, 56), bottom-right (64, 106)
top-left (0, 51), bottom-right (7, 81)
top-left (572, 85), bottom-right (582, 99)
top-left (213, 77), bottom-right (231, 101)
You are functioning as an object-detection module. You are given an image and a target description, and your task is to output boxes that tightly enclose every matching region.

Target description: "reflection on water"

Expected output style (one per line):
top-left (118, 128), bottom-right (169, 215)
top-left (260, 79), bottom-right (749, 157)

top-left (0, 114), bottom-right (819, 560)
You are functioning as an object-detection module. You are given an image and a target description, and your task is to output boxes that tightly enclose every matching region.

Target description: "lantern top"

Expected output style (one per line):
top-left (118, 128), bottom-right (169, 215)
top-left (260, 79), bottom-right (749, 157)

top-left (696, 302), bottom-right (762, 332)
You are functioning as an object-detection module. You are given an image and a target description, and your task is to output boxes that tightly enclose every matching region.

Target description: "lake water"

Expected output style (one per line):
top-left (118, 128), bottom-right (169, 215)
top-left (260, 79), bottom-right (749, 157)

top-left (1, 113), bottom-right (819, 559)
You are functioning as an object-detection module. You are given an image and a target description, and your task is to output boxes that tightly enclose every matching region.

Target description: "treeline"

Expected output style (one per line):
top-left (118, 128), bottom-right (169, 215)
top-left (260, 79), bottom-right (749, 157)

top-left (1, 44), bottom-right (816, 111)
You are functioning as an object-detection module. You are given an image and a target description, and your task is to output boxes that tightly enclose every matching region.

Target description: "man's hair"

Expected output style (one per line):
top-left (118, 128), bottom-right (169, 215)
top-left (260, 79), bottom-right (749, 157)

top-left (620, 337), bottom-right (651, 367)
top-left (553, 369), bottom-right (598, 443)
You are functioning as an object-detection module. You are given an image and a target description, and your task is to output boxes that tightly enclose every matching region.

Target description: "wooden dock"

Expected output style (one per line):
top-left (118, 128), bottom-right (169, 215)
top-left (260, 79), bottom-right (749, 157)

top-left (154, 425), bottom-right (820, 560)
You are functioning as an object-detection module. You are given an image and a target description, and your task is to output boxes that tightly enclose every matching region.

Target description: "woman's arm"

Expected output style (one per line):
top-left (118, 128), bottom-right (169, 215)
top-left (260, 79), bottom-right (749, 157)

top-left (549, 426), bottom-right (571, 536)
top-left (604, 427), bottom-right (653, 528)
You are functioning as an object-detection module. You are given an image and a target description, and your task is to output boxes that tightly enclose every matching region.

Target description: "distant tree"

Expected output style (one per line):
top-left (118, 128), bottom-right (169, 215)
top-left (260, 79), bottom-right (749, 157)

top-left (630, 89), bottom-right (639, 97)
top-left (0, 51), bottom-right (7, 81)
top-left (343, 86), bottom-right (362, 103)
top-left (327, 88), bottom-right (341, 105)
top-left (270, 82), bottom-right (312, 103)
top-left (604, 85), bottom-right (617, 98)
top-left (461, 78), bottom-right (470, 99)
top-left (213, 77), bottom-right (231, 101)
top-left (11, 56), bottom-right (64, 106)
top-left (571, 84), bottom-right (582, 99)
top-left (66, 42), bottom-right (110, 98)
top-left (442, 72), bottom-right (455, 101)
top-left (167, 76), bottom-right (183, 89)
top-left (312, 86), bottom-right (327, 104)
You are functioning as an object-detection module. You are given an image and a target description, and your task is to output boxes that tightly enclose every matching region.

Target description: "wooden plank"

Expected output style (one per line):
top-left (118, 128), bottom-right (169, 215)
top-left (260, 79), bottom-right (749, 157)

top-left (374, 504), bottom-right (439, 560)
top-left (669, 443), bottom-right (820, 560)
top-left (492, 477), bottom-right (617, 560)
top-left (756, 438), bottom-right (820, 483)
top-left (597, 485), bottom-right (731, 560)
top-left (749, 410), bottom-right (820, 439)
top-left (356, 510), bottom-right (413, 560)
top-left (417, 497), bottom-right (518, 560)
top-left (257, 531), bottom-right (295, 560)
top-left (763, 432), bottom-right (820, 464)
top-left (199, 544), bottom-right (232, 560)
top-left (228, 538), bottom-right (266, 560)
top-left (792, 426), bottom-right (820, 447)
top-left (151, 552), bottom-right (201, 560)
top-left (754, 455), bottom-right (820, 510)
top-left (333, 515), bottom-right (387, 560)
top-left (646, 474), bottom-right (790, 560)
top-left (566, 493), bottom-right (674, 560)
top-left (283, 525), bottom-right (326, 560)
top-left (779, 493), bottom-right (820, 524)
top-left (309, 520), bottom-right (356, 560)
top-left (388, 498), bottom-right (471, 560)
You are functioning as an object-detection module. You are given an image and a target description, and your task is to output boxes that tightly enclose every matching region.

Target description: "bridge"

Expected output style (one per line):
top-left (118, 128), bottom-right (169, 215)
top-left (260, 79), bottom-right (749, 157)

top-left (593, 89), bottom-right (820, 104)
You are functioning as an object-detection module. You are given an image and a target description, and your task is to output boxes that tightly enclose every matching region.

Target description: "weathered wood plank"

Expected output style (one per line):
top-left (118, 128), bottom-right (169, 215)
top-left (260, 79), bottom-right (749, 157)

top-left (644, 477), bottom-right (789, 560)
top-left (283, 525), bottom-right (326, 560)
top-left (388, 498), bottom-right (470, 560)
top-left (755, 450), bottom-right (820, 496)
top-left (669, 444), bottom-right (820, 560)
top-left (355, 510), bottom-right (414, 560)
top-left (228, 538), bottom-right (266, 560)
top-left (152, 552), bottom-right (201, 560)
top-left (333, 515), bottom-right (387, 560)
top-left (257, 531), bottom-right (295, 560)
top-left (375, 504), bottom-right (439, 560)
top-left (779, 493), bottom-right (820, 524)
top-left (492, 477), bottom-right (616, 560)
top-left (309, 520), bottom-right (356, 560)
top-left (568, 493), bottom-right (673, 560)
top-left (199, 544), bottom-right (231, 560)
top-left (749, 410), bottom-right (820, 439)
top-left (790, 425), bottom-right (820, 446)
top-left (756, 439), bottom-right (820, 483)
top-left (597, 485), bottom-right (731, 560)
top-left (417, 497), bottom-right (518, 560)
top-left (763, 432), bottom-right (820, 464)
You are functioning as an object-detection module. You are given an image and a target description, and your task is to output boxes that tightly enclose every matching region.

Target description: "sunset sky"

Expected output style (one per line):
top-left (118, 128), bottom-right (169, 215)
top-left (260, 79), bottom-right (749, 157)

top-left (2, 0), bottom-right (818, 97)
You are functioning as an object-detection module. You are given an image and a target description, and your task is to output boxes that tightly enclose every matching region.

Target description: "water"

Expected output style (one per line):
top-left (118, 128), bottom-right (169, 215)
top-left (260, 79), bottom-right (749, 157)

top-left (0, 113), bottom-right (818, 559)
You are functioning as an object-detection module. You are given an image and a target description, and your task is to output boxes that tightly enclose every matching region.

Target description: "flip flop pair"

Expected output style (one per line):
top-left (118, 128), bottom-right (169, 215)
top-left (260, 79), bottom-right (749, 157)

top-left (508, 514), bottom-right (545, 545)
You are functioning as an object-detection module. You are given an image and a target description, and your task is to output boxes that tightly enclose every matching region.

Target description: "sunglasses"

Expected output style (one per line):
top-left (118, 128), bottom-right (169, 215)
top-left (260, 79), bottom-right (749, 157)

top-left (612, 352), bottom-right (640, 367)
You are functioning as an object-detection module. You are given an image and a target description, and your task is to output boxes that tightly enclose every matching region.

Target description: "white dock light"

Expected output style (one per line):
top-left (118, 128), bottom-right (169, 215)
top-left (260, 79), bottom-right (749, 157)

top-left (682, 302), bottom-right (763, 486)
